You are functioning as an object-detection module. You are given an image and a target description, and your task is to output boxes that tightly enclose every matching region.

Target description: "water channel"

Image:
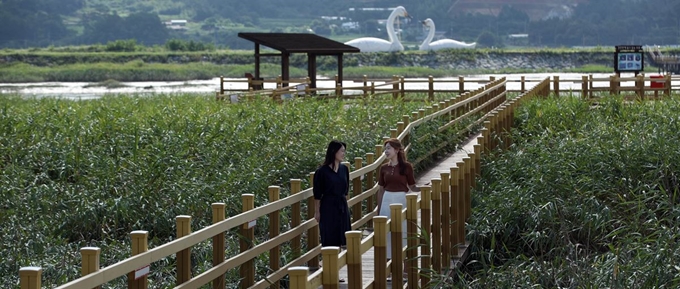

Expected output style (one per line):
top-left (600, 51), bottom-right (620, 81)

top-left (0, 73), bottom-right (636, 100)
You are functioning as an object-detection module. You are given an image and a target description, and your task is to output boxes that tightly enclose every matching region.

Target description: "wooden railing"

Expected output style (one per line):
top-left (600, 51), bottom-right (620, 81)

top-left (215, 74), bottom-right (680, 103)
top-left (19, 77), bottom-right (537, 289)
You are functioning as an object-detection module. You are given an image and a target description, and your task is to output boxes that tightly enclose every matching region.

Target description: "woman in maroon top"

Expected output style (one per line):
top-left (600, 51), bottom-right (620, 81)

top-left (376, 138), bottom-right (420, 280)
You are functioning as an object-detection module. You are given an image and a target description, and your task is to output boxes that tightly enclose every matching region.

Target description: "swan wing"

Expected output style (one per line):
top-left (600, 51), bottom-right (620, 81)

top-left (429, 39), bottom-right (477, 49)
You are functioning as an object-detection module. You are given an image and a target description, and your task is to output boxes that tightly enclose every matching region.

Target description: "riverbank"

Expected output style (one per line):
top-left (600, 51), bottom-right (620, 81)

top-left (0, 49), bottom-right (646, 83)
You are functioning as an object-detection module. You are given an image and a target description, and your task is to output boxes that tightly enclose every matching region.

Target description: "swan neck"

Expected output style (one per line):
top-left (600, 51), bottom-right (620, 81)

top-left (422, 22), bottom-right (435, 46)
top-left (386, 10), bottom-right (399, 43)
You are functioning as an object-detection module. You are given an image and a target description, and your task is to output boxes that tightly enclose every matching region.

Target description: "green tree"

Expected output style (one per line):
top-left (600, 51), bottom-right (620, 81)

top-left (477, 31), bottom-right (503, 48)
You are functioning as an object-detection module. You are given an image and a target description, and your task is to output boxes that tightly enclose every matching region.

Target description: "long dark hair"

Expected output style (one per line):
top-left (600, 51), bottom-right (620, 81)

top-left (321, 140), bottom-right (346, 170)
top-left (384, 138), bottom-right (408, 175)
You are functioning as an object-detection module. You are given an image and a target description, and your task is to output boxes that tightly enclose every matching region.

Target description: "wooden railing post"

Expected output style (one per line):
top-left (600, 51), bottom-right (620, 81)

top-left (402, 115), bottom-right (411, 145)
top-left (419, 186), bottom-right (432, 288)
top-left (392, 75), bottom-right (399, 99)
top-left (400, 76), bottom-right (406, 98)
top-left (458, 76), bottom-right (465, 94)
top-left (431, 178), bottom-right (442, 273)
top-left (462, 157), bottom-right (472, 221)
top-left (636, 74), bottom-right (645, 100)
top-left (428, 75), bottom-right (434, 101)
top-left (81, 247), bottom-right (101, 289)
top-left (581, 75), bottom-right (588, 99)
top-left (219, 76), bottom-right (224, 95)
top-left (474, 143), bottom-right (482, 177)
top-left (353, 158), bottom-right (363, 224)
top-left (440, 172), bottom-right (451, 268)
top-left (321, 247), bottom-right (341, 289)
top-left (307, 173), bottom-right (320, 269)
top-left (176, 216), bottom-right (192, 285)
top-left (291, 179), bottom-right (302, 257)
top-left (366, 152), bottom-right (375, 229)
top-left (128, 230), bottom-right (148, 289)
top-left (554, 75), bottom-right (560, 96)
top-left (481, 123), bottom-right (490, 153)
top-left (288, 267), bottom-right (309, 289)
top-left (19, 267), bottom-right (42, 289)
top-left (455, 161), bottom-right (467, 223)
top-left (212, 203), bottom-right (226, 289)
top-left (609, 75), bottom-right (617, 95)
top-left (456, 160), bottom-right (467, 247)
top-left (375, 144), bottom-right (383, 162)
top-left (390, 128), bottom-right (398, 139)
top-left (390, 203), bottom-right (405, 284)
top-left (363, 75), bottom-right (368, 98)
top-left (346, 231), bottom-right (363, 288)
top-left (521, 76), bottom-right (526, 93)
top-left (450, 166), bottom-right (460, 259)
top-left (406, 193), bottom-right (419, 288)
top-left (374, 216), bottom-right (388, 289)
top-left (269, 186), bottom-right (281, 289)
top-left (397, 122), bottom-right (405, 137)
top-left (240, 194), bottom-right (255, 288)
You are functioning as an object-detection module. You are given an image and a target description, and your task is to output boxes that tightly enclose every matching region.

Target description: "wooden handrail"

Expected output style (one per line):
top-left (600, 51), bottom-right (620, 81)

top-left (23, 76), bottom-right (617, 289)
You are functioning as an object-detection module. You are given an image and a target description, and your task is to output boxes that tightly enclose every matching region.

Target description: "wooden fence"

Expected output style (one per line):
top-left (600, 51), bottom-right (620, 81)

top-left (18, 76), bottom-right (556, 289)
top-left (215, 73), bottom-right (679, 102)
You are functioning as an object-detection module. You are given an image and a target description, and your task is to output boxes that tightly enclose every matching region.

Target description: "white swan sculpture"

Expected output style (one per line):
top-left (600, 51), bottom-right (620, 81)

top-left (344, 6), bottom-right (409, 53)
top-left (419, 18), bottom-right (476, 51)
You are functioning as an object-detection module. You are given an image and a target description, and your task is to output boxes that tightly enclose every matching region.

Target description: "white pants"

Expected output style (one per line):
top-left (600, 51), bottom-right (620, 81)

top-left (379, 190), bottom-right (407, 259)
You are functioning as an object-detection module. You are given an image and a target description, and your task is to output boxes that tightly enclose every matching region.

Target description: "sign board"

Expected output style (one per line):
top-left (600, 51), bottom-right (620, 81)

top-left (134, 265), bottom-right (150, 280)
top-left (614, 45), bottom-right (644, 75)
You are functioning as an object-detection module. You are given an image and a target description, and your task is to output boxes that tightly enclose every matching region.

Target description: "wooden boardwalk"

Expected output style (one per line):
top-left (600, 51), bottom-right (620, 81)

top-left (330, 134), bottom-right (480, 288)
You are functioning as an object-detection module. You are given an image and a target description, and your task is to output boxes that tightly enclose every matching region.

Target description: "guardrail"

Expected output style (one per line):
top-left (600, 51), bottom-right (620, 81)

top-left (215, 74), bottom-right (679, 102)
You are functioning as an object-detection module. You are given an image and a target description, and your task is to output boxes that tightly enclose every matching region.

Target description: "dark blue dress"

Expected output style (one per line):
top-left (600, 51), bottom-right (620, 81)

top-left (313, 164), bottom-right (351, 247)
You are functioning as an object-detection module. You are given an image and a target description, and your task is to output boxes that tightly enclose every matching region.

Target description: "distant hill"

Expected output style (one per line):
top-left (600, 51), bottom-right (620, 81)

top-left (449, 0), bottom-right (589, 20)
top-left (1, 0), bottom-right (677, 49)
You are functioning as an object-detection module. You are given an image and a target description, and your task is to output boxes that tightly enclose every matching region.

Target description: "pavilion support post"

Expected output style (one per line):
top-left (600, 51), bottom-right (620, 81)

top-left (254, 44), bottom-right (260, 79)
top-left (337, 55), bottom-right (344, 88)
top-left (308, 54), bottom-right (317, 90)
top-left (282, 53), bottom-right (290, 85)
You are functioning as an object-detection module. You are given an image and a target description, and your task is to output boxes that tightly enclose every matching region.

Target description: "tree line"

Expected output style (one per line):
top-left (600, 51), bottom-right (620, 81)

top-left (0, 0), bottom-right (677, 49)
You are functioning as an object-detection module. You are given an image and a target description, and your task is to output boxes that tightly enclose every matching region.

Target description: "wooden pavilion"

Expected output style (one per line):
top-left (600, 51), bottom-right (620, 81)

top-left (237, 33), bottom-right (360, 89)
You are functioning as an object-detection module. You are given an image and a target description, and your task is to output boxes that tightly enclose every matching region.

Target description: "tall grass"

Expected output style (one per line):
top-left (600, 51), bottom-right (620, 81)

top-left (0, 93), bottom-right (439, 288)
top-left (459, 94), bottom-right (680, 287)
top-left (0, 62), bottom-right (309, 82)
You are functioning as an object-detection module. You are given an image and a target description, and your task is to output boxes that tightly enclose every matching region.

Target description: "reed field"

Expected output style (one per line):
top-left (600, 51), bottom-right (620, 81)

top-left (7, 87), bottom-right (680, 288)
top-left (0, 92), bottom-right (460, 288)
top-left (459, 94), bottom-right (680, 287)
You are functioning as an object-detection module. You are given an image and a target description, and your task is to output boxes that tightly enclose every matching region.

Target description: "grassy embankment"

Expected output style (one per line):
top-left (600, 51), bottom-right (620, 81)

top-left (0, 92), bottom-right (471, 288)
top-left (454, 94), bottom-right (680, 287)
top-left (0, 46), bottom-right (661, 83)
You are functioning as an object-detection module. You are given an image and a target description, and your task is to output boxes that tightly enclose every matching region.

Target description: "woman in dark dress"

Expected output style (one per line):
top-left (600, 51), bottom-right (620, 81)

top-left (313, 140), bottom-right (351, 247)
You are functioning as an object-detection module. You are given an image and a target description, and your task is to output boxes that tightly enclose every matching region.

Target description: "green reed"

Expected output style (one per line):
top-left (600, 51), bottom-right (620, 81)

top-left (457, 94), bottom-right (680, 288)
top-left (0, 93), bottom-right (443, 288)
